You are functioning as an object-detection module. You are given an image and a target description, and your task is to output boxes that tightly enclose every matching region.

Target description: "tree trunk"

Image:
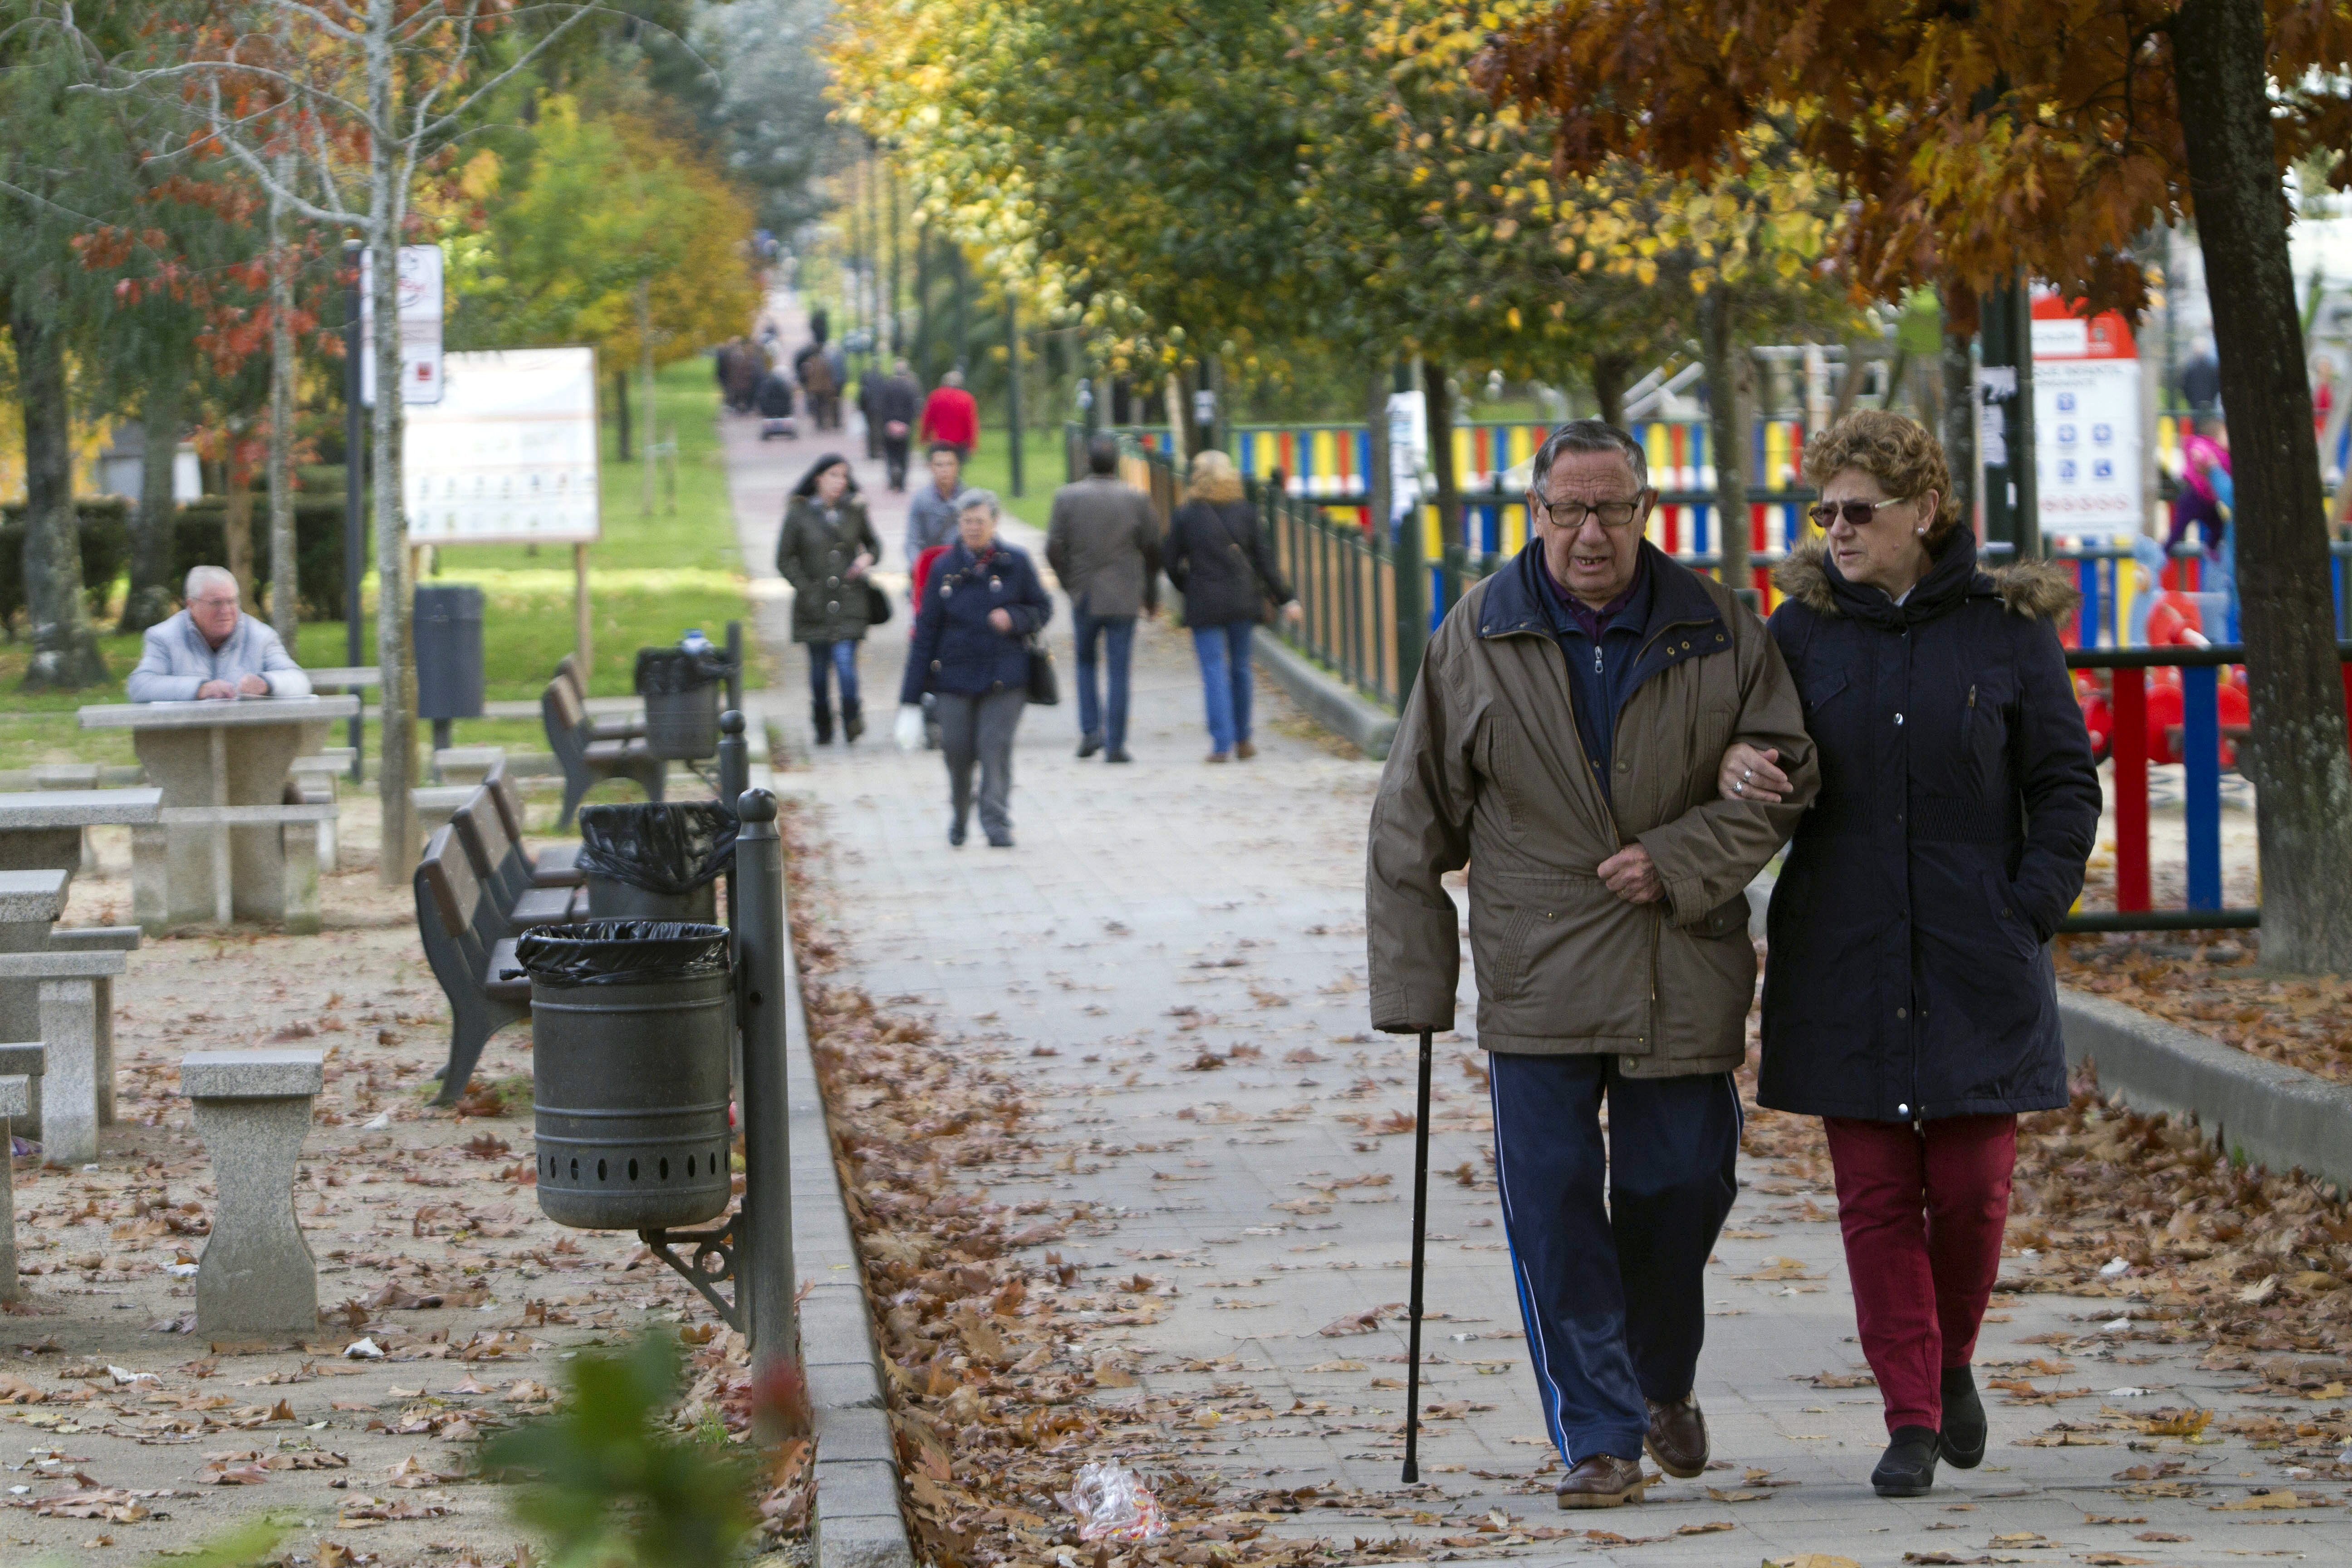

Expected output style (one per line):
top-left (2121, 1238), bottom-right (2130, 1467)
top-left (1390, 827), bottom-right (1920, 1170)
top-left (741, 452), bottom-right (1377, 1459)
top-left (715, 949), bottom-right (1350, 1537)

top-left (269, 172), bottom-right (299, 647)
top-left (11, 278), bottom-right (107, 689)
top-left (612, 368), bottom-right (632, 463)
top-left (1592, 352), bottom-right (1634, 428)
top-left (1939, 278), bottom-right (1979, 529)
top-left (1700, 294), bottom-right (1752, 599)
top-left (1424, 359), bottom-right (1463, 609)
top-left (224, 441), bottom-right (255, 610)
top-left (1164, 368), bottom-right (1193, 465)
top-left (124, 376), bottom-right (183, 632)
top-left (368, 3), bottom-right (416, 886)
top-left (2173, 0), bottom-right (2352, 972)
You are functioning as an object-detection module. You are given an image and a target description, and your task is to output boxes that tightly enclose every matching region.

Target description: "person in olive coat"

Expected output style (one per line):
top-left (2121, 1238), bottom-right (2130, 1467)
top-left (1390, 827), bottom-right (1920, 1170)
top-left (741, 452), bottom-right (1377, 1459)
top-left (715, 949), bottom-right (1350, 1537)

top-left (1163, 449), bottom-right (1299, 762)
top-left (775, 454), bottom-right (883, 744)
top-left (1720, 411), bottom-right (2100, 1499)
top-left (895, 489), bottom-right (1053, 847)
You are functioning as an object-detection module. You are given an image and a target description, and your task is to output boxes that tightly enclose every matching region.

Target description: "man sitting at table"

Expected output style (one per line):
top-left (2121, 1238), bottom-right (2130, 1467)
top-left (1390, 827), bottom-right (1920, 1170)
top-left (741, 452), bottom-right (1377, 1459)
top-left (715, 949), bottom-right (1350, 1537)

top-left (126, 567), bottom-right (314, 702)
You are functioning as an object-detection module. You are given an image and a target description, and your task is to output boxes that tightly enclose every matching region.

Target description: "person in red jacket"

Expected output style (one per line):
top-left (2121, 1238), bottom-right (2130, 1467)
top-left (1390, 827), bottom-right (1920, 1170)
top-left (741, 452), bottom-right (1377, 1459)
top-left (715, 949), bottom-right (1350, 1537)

top-left (917, 368), bottom-right (979, 459)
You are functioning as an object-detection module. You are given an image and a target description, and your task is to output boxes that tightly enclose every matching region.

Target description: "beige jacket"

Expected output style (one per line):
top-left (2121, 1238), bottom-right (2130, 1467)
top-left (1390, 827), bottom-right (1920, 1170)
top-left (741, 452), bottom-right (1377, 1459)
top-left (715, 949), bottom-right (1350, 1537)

top-left (1366, 545), bottom-right (1818, 1074)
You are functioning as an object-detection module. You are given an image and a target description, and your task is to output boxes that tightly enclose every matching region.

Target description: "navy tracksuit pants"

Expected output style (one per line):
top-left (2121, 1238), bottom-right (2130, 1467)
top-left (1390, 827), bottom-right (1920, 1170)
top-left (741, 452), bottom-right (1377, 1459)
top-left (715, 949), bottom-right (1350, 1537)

top-left (1488, 1053), bottom-right (1742, 1465)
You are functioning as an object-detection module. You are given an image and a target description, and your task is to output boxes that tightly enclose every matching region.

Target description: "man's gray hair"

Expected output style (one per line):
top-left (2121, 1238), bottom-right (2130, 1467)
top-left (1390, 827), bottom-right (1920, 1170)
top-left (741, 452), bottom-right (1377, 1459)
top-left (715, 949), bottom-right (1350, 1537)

top-left (953, 486), bottom-right (1000, 517)
top-left (1529, 419), bottom-right (1649, 495)
top-left (185, 564), bottom-right (239, 601)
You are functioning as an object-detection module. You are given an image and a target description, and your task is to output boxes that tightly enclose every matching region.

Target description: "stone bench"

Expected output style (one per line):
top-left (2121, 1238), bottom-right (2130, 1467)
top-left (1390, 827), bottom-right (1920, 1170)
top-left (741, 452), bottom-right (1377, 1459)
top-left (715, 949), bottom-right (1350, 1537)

top-left (434, 746), bottom-right (506, 787)
top-left (137, 802), bottom-right (335, 935)
top-left (0, 949), bottom-right (129, 1166)
top-left (0, 1043), bottom-right (41, 1303)
top-left (0, 787), bottom-right (163, 885)
top-left (288, 756), bottom-right (348, 871)
top-left (181, 1049), bottom-right (323, 1340)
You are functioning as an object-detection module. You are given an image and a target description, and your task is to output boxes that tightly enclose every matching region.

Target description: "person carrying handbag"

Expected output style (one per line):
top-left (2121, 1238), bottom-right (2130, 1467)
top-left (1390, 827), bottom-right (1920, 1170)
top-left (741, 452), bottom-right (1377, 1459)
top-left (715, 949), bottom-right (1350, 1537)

top-left (1163, 450), bottom-right (1300, 762)
top-left (775, 454), bottom-right (883, 745)
top-left (894, 488), bottom-right (1053, 847)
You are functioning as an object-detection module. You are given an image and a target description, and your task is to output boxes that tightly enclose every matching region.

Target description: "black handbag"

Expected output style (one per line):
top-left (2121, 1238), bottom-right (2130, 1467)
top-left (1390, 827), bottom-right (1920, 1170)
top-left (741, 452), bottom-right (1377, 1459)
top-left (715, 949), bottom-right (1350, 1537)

top-left (862, 579), bottom-right (892, 627)
top-left (1025, 635), bottom-right (1059, 705)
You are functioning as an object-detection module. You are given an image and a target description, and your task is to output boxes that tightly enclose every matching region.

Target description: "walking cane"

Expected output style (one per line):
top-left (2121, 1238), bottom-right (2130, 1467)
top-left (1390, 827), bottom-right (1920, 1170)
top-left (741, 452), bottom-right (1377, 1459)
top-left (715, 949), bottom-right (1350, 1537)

top-left (1401, 1028), bottom-right (1434, 1484)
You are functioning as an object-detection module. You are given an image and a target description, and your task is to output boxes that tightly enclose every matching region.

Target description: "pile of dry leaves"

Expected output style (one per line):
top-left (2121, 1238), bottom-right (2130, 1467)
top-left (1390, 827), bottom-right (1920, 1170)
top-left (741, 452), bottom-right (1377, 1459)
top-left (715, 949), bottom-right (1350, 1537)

top-left (2054, 931), bottom-right (2352, 1084)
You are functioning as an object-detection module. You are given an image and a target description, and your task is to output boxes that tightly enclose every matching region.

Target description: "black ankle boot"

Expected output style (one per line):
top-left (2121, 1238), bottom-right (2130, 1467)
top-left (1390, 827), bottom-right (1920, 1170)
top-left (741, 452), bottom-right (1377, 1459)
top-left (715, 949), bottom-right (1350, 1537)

top-left (1872, 1425), bottom-right (1940, 1497)
top-left (843, 699), bottom-right (865, 743)
top-left (1939, 1365), bottom-right (1987, 1468)
top-left (811, 699), bottom-right (834, 745)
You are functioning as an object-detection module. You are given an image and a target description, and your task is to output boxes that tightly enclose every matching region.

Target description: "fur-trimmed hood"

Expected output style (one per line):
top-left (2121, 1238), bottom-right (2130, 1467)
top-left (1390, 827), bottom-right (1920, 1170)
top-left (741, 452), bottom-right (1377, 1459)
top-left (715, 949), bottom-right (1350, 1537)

top-left (1771, 536), bottom-right (2080, 623)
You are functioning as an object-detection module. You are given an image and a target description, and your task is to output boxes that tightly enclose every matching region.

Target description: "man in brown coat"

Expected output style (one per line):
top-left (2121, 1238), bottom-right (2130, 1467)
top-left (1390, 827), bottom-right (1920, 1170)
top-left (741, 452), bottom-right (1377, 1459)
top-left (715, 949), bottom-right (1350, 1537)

top-left (1367, 420), bottom-right (1817, 1509)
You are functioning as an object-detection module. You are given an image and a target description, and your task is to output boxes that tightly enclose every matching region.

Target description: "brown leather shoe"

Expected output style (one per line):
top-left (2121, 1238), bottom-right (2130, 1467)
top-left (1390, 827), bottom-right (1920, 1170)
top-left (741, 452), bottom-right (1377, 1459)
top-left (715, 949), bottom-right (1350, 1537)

top-left (1554, 1453), bottom-right (1646, 1509)
top-left (1235, 740), bottom-right (1257, 760)
top-left (1644, 1392), bottom-right (1708, 1479)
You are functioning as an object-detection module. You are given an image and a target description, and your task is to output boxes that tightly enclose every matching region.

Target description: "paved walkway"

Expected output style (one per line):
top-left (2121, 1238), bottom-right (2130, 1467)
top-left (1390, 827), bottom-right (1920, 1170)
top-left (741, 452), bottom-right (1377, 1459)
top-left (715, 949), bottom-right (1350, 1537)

top-left (722, 295), bottom-right (2325, 1567)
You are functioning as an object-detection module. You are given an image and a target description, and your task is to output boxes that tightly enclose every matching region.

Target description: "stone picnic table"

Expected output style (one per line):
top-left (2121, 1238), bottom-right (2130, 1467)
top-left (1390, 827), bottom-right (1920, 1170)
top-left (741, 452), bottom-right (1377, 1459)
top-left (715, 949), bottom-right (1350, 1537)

top-left (78, 695), bottom-right (357, 932)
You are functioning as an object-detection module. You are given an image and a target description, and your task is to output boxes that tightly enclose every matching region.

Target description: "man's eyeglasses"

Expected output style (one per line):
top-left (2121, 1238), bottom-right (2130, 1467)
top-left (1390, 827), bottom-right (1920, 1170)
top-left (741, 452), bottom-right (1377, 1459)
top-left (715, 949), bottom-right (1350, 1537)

top-left (1808, 496), bottom-right (1914, 530)
top-left (189, 595), bottom-right (240, 609)
top-left (1533, 495), bottom-right (1648, 531)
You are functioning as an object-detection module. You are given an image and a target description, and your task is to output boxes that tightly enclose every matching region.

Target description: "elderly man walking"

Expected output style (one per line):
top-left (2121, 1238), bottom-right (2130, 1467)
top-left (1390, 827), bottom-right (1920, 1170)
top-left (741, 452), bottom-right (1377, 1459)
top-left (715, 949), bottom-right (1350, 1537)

top-left (127, 566), bottom-right (312, 702)
top-left (1046, 435), bottom-right (1160, 761)
top-left (1367, 420), bottom-right (1816, 1509)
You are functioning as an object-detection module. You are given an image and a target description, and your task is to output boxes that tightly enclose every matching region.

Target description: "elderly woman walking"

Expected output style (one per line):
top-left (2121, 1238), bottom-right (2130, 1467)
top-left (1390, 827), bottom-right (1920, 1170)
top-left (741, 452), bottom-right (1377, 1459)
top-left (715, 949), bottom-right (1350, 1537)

top-left (776, 454), bottom-right (882, 745)
top-left (1164, 449), bottom-right (1298, 763)
top-left (896, 489), bottom-right (1052, 848)
top-left (1721, 411), bottom-right (2100, 1498)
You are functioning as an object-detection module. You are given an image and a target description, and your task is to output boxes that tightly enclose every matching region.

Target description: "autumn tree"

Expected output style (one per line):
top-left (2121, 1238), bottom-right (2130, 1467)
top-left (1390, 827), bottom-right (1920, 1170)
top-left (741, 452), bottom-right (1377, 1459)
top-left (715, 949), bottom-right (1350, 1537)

top-left (1476, 0), bottom-right (2352, 970)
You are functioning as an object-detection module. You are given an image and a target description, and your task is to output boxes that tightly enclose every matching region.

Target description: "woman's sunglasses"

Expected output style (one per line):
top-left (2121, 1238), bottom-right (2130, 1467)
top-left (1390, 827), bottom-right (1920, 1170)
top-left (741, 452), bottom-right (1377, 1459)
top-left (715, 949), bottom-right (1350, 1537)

top-left (1808, 496), bottom-right (1914, 529)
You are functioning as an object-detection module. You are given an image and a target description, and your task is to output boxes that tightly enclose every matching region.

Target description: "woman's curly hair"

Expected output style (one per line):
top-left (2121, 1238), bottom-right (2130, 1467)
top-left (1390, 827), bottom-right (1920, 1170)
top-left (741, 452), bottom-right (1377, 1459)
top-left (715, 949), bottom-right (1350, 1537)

top-left (1803, 411), bottom-right (1960, 541)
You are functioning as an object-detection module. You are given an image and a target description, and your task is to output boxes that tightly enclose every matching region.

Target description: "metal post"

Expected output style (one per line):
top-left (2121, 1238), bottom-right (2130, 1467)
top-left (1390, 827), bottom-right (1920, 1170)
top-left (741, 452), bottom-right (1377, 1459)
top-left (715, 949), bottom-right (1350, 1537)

top-left (1007, 291), bottom-right (1024, 499)
top-left (718, 710), bottom-right (747, 918)
top-left (342, 240), bottom-right (366, 784)
top-left (724, 621), bottom-right (744, 715)
top-left (733, 788), bottom-right (798, 1372)
top-left (1401, 1028), bottom-right (1433, 1484)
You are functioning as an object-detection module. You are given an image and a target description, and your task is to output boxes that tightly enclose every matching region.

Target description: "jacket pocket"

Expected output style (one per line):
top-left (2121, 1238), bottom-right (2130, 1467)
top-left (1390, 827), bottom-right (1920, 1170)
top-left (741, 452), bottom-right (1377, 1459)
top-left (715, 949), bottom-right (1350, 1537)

top-left (1980, 870), bottom-right (2048, 954)
top-left (1468, 897), bottom-right (1539, 1004)
top-left (1799, 670), bottom-right (1848, 716)
top-left (1694, 893), bottom-right (1753, 941)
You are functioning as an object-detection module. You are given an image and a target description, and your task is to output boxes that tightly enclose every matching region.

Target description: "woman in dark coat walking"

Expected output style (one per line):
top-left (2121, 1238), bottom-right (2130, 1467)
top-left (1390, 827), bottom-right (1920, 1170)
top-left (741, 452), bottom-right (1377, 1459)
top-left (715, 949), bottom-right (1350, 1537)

top-left (895, 489), bottom-right (1052, 847)
top-left (1720, 411), bottom-right (2100, 1498)
top-left (1163, 450), bottom-right (1299, 762)
top-left (775, 454), bottom-right (882, 744)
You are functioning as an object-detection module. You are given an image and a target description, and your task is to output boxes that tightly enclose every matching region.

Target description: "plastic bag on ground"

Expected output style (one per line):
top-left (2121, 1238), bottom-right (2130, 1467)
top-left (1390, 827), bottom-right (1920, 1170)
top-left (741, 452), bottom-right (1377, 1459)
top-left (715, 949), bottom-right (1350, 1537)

top-left (509, 920), bottom-right (731, 987)
top-left (1060, 1461), bottom-right (1166, 1543)
top-left (576, 801), bottom-right (739, 895)
top-left (634, 645), bottom-right (734, 696)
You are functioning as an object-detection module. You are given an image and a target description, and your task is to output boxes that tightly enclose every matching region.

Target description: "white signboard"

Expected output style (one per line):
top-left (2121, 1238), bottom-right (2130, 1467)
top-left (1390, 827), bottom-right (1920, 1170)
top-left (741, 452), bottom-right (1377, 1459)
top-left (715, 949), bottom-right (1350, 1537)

top-left (360, 244), bottom-right (446, 407)
top-left (403, 347), bottom-right (601, 544)
top-left (2032, 303), bottom-right (2142, 541)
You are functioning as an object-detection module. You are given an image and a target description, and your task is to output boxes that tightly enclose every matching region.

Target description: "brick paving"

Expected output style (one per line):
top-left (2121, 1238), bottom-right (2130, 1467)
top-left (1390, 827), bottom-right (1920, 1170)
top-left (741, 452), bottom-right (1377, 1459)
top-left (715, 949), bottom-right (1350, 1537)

top-left (723, 294), bottom-right (2337, 1568)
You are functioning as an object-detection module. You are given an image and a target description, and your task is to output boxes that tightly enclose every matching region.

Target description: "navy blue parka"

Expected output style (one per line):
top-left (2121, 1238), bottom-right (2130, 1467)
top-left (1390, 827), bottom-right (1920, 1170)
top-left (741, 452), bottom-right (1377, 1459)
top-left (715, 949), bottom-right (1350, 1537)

top-left (899, 539), bottom-right (1054, 701)
top-left (1758, 531), bottom-right (2101, 1123)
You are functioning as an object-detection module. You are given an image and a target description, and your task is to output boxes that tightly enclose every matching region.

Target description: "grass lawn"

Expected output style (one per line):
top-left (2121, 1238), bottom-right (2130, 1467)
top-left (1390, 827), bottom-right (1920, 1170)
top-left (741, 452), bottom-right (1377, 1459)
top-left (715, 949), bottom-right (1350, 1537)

top-left (0, 360), bottom-right (750, 771)
top-left (956, 420), bottom-right (1071, 534)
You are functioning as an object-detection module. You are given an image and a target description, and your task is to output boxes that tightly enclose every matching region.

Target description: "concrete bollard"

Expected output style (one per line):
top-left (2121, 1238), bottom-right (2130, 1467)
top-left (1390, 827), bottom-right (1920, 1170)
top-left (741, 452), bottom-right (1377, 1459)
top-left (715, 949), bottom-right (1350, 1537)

top-left (0, 1043), bottom-right (40, 1304)
top-left (181, 1049), bottom-right (323, 1340)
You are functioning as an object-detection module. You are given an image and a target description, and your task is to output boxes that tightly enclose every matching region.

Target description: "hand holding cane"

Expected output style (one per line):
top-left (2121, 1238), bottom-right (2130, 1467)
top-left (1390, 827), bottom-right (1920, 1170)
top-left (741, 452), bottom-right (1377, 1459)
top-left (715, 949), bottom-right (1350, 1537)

top-left (1401, 1028), bottom-right (1434, 1484)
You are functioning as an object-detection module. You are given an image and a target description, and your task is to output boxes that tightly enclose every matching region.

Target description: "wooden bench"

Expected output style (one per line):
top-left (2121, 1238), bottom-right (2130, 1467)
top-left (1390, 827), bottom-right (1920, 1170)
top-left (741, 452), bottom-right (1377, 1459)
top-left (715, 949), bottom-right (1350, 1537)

top-left (413, 825), bottom-right (533, 1105)
top-left (449, 794), bottom-right (586, 938)
top-left (555, 654), bottom-right (647, 742)
top-left (484, 764), bottom-right (584, 887)
top-left (544, 677), bottom-right (664, 828)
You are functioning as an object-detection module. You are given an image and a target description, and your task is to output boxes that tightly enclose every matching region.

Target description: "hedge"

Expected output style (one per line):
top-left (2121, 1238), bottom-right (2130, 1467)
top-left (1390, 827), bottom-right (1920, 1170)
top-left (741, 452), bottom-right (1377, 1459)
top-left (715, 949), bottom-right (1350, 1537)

top-left (0, 495), bottom-right (365, 635)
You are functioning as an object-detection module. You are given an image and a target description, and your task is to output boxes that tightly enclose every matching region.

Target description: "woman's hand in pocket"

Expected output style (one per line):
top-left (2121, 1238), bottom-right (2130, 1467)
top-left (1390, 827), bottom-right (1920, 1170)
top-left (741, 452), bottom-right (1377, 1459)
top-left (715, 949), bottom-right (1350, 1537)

top-left (988, 607), bottom-right (1014, 633)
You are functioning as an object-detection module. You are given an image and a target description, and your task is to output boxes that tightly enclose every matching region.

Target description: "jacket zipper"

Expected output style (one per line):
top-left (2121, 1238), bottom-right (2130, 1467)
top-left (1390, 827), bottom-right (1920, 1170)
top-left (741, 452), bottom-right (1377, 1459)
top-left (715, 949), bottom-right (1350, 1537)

top-left (1614, 616), bottom-right (1714, 1065)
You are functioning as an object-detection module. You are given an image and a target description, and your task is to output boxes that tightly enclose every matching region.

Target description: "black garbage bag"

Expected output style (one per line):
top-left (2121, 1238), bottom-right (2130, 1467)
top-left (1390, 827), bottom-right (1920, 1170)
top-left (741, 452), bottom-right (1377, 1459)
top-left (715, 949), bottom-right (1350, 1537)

top-left (575, 801), bottom-right (738, 895)
top-left (634, 645), bottom-right (734, 696)
top-left (509, 920), bottom-right (731, 987)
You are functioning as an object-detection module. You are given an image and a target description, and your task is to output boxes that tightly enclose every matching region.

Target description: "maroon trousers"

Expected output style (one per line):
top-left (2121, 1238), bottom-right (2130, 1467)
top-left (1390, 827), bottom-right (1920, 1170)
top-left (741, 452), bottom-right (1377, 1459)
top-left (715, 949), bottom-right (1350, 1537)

top-left (1822, 1113), bottom-right (2018, 1433)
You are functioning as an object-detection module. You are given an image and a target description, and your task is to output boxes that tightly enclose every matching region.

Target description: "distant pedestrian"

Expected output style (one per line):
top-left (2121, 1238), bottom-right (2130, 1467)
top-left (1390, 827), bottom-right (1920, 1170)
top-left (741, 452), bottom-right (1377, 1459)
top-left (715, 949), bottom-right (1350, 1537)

top-left (1163, 449), bottom-right (1296, 763)
top-left (918, 368), bottom-right (979, 459)
top-left (876, 359), bottom-right (924, 491)
top-left (1046, 435), bottom-right (1160, 762)
top-left (723, 338), bottom-right (761, 415)
top-left (775, 454), bottom-right (882, 745)
top-left (857, 369), bottom-right (883, 460)
top-left (906, 444), bottom-right (966, 564)
top-left (1367, 418), bottom-right (1819, 1511)
top-left (2178, 336), bottom-right (2221, 414)
top-left (1723, 410), bottom-right (2100, 1499)
top-left (897, 489), bottom-right (1052, 848)
top-left (2167, 416), bottom-right (2231, 557)
top-left (796, 342), bottom-right (838, 431)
